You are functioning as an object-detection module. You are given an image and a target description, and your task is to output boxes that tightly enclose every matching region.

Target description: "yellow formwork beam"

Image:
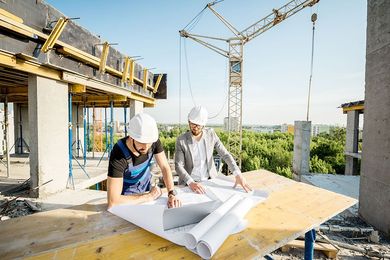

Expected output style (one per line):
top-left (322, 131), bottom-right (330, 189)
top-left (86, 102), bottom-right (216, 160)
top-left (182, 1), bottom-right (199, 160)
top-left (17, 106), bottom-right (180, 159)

top-left (122, 57), bottom-right (131, 83)
top-left (0, 13), bottom-right (154, 91)
top-left (72, 95), bottom-right (127, 103)
top-left (0, 8), bottom-right (23, 23)
top-left (143, 68), bottom-right (148, 90)
top-left (0, 50), bottom-right (61, 81)
top-left (342, 105), bottom-right (364, 114)
top-left (129, 59), bottom-right (135, 84)
top-left (70, 84), bottom-right (86, 93)
top-left (153, 74), bottom-right (163, 94)
top-left (41, 17), bottom-right (68, 53)
top-left (99, 42), bottom-right (110, 73)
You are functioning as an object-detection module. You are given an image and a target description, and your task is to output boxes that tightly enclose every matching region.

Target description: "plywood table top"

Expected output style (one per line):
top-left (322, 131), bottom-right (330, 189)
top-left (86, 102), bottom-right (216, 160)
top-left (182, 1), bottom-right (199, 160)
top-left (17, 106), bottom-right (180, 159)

top-left (0, 170), bottom-right (357, 259)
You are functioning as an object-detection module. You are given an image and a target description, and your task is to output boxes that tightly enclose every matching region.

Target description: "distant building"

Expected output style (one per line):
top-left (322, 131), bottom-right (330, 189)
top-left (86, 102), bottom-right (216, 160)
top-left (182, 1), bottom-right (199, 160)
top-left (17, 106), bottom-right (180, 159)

top-left (224, 117), bottom-right (240, 131)
top-left (281, 124), bottom-right (294, 134)
top-left (250, 126), bottom-right (275, 133)
top-left (311, 124), bottom-right (331, 136)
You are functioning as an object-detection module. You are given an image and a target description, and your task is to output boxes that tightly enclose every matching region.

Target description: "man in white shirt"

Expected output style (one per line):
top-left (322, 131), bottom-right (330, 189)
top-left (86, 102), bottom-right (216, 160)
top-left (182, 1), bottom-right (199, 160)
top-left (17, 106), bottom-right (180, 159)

top-left (175, 106), bottom-right (252, 194)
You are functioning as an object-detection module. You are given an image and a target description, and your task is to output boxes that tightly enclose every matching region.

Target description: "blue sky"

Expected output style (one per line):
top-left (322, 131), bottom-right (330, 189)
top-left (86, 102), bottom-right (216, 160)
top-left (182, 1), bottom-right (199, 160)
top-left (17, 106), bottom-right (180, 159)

top-left (46, 0), bottom-right (367, 126)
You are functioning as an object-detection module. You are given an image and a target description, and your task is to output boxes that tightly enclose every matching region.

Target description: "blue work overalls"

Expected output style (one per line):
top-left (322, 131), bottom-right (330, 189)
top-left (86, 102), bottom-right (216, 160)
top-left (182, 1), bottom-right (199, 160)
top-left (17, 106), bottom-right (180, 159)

top-left (117, 139), bottom-right (154, 195)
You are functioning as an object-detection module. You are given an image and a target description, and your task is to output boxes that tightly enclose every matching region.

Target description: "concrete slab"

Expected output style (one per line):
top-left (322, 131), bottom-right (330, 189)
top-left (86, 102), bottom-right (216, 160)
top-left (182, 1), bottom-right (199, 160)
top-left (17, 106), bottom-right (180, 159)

top-left (302, 174), bottom-right (360, 215)
top-left (33, 189), bottom-right (106, 211)
top-left (0, 154), bottom-right (109, 193)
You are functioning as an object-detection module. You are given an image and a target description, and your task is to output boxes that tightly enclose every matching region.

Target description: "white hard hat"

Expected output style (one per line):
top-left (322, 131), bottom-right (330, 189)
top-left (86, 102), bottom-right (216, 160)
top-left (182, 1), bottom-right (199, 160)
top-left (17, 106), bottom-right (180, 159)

top-left (188, 106), bottom-right (208, 126)
top-left (128, 113), bottom-right (158, 143)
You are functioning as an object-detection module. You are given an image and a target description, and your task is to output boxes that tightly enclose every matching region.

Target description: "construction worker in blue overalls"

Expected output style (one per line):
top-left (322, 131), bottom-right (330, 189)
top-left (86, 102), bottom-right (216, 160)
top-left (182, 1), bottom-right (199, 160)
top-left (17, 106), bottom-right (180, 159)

top-left (107, 113), bottom-right (181, 209)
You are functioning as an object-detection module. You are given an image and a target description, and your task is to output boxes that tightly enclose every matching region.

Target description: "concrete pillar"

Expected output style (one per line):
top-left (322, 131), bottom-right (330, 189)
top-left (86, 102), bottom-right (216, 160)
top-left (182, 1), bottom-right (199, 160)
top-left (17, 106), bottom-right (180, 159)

top-left (129, 99), bottom-right (143, 119)
top-left (13, 104), bottom-right (30, 154)
top-left (293, 121), bottom-right (311, 180)
top-left (359, 0), bottom-right (390, 236)
top-left (28, 75), bottom-right (68, 197)
top-left (345, 110), bottom-right (360, 175)
top-left (71, 104), bottom-right (84, 157)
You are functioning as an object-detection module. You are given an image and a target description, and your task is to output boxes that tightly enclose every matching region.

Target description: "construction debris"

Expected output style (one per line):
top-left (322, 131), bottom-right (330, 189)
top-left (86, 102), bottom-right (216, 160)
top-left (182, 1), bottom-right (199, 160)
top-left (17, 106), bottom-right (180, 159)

top-left (273, 213), bottom-right (390, 259)
top-left (0, 198), bottom-right (41, 219)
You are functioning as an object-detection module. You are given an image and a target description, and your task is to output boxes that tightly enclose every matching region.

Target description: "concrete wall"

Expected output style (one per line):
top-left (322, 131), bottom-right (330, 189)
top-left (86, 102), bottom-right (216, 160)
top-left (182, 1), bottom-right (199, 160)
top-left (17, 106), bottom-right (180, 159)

top-left (28, 75), bottom-right (68, 197)
top-left (293, 121), bottom-right (311, 179)
top-left (13, 104), bottom-right (30, 154)
top-left (360, 0), bottom-right (390, 235)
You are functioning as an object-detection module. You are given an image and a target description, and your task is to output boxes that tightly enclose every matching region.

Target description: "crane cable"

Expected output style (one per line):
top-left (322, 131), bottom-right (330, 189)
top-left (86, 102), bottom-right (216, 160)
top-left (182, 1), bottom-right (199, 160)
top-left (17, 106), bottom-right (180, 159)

top-left (179, 0), bottom-right (228, 121)
top-left (182, 35), bottom-right (230, 120)
top-left (306, 12), bottom-right (317, 122)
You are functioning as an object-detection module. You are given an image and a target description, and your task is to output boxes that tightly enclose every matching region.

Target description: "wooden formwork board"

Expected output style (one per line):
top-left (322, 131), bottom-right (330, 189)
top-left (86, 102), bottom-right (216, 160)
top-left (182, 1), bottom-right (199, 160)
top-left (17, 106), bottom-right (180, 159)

top-left (0, 170), bottom-right (357, 259)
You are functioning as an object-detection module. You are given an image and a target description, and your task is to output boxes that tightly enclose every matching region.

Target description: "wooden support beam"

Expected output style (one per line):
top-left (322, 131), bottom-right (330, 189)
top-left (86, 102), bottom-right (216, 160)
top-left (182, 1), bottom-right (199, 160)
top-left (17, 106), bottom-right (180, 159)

top-left (342, 105), bottom-right (364, 114)
top-left (281, 239), bottom-right (338, 259)
top-left (129, 59), bottom-right (135, 84)
top-left (72, 95), bottom-right (127, 103)
top-left (143, 68), bottom-right (148, 90)
top-left (99, 42), bottom-right (110, 73)
top-left (121, 57), bottom-right (131, 83)
top-left (153, 74), bottom-right (163, 94)
top-left (41, 17), bottom-right (68, 53)
top-left (62, 71), bottom-right (155, 107)
top-left (0, 13), bottom-right (145, 86)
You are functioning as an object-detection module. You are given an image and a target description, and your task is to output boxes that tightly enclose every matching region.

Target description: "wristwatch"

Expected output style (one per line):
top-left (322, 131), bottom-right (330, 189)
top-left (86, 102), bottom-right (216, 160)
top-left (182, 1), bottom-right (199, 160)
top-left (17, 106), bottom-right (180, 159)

top-left (168, 189), bottom-right (177, 197)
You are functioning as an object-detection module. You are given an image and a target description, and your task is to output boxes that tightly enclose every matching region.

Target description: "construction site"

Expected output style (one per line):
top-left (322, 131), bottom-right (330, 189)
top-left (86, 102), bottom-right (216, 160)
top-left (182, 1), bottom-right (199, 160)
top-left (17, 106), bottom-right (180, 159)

top-left (0, 0), bottom-right (389, 259)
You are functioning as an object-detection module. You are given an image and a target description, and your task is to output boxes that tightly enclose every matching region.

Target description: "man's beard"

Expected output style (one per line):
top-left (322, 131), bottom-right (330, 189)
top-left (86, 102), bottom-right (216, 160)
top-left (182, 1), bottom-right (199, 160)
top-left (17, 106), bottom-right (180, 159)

top-left (133, 140), bottom-right (148, 155)
top-left (191, 129), bottom-right (201, 136)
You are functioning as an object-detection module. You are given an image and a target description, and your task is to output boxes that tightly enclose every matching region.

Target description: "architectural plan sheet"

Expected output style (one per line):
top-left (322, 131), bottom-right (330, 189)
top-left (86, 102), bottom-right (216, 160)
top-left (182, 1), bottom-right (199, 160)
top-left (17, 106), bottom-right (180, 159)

top-left (109, 176), bottom-right (269, 259)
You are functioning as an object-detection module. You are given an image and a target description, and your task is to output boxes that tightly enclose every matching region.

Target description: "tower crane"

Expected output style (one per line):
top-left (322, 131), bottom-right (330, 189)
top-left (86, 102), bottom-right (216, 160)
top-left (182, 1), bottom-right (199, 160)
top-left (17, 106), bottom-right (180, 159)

top-left (180, 0), bottom-right (319, 169)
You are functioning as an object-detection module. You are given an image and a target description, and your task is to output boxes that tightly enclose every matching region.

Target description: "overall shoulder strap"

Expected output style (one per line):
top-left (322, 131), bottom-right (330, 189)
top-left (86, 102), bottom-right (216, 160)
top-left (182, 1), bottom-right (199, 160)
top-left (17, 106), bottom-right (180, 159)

top-left (117, 139), bottom-right (133, 166)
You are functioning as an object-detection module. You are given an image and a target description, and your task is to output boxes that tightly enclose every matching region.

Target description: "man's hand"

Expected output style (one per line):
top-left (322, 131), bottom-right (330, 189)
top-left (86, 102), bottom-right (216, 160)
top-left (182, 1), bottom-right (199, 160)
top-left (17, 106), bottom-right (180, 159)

top-left (168, 195), bottom-right (182, 208)
top-left (233, 174), bottom-right (252, 193)
top-left (149, 186), bottom-right (162, 200)
top-left (189, 181), bottom-right (206, 194)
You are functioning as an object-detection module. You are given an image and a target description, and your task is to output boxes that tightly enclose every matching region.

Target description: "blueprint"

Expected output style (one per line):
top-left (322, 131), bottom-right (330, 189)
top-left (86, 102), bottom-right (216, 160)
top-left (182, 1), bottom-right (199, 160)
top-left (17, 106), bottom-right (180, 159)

top-left (109, 176), bottom-right (269, 259)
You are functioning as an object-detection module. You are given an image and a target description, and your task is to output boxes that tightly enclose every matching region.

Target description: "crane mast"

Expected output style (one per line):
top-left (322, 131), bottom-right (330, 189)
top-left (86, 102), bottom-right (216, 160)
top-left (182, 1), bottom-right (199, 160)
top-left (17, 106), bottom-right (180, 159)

top-left (180, 0), bottom-right (319, 169)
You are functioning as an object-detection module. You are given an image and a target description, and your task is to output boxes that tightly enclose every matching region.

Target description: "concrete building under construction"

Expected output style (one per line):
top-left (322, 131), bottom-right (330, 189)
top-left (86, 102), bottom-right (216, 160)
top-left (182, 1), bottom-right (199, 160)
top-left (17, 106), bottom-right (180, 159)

top-left (0, 0), bottom-right (167, 197)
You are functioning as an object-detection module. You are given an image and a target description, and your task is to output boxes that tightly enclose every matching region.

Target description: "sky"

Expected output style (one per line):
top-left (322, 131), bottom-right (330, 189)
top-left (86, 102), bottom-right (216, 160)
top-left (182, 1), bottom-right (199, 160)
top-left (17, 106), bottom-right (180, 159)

top-left (46, 0), bottom-right (367, 126)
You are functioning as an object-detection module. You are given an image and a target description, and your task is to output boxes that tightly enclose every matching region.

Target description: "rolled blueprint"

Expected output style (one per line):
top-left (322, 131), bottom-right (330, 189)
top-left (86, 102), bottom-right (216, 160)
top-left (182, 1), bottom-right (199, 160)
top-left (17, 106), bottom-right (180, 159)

top-left (196, 197), bottom-right (254, 259)
top-left (184, 194), bottom-right (242, 249)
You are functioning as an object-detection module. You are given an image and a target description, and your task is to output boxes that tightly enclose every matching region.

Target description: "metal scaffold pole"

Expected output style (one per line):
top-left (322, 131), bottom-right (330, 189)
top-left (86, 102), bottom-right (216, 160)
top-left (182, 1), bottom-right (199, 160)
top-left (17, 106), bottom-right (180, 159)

top-left (67, 92), bottom-right (74, 189)
top-left (4, 96), bottom-right (10, 178)
top-left (83, 102), bottom-right (87, 167)
top-left (110, 101), bottom-right (114, 152)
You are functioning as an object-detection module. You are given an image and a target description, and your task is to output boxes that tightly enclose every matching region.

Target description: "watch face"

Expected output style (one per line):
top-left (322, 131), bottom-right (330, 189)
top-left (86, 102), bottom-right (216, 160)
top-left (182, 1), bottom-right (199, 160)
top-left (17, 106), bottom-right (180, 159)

top-left (169, 190), bottom-right (177, 196)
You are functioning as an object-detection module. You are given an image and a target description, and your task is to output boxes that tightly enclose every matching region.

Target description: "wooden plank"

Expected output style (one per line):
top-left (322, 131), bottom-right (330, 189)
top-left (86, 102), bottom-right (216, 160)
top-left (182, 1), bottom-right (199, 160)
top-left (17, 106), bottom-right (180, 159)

top-left (0, 170), bottom-right (357, 259)
top-left (281, 239), bottom-right (338, 259)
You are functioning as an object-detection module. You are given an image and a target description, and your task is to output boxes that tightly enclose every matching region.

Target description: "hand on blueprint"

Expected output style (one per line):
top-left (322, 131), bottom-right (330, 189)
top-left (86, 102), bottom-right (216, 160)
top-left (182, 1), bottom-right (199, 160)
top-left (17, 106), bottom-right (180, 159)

top-left (189, 182), bottom-right (206, 194)
top-left (150, 186), bottom-right (162, 200)
top-left (233, 174), bottom-right (252, 193)
top-left (167, 195), bottom-right (182, 208)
